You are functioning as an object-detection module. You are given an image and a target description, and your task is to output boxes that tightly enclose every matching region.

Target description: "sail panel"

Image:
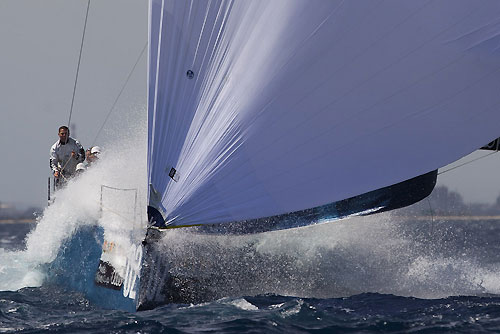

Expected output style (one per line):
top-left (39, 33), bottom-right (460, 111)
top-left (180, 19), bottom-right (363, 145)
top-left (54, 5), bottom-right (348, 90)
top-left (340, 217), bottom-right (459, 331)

top-left (148, 0), bottom-right (500, 226)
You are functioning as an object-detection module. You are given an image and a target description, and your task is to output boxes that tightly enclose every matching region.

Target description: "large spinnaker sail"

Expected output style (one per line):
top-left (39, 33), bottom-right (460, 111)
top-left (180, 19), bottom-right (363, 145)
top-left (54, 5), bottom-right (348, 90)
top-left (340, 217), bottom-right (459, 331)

top-left (148, 0), bottom-right (500, 227)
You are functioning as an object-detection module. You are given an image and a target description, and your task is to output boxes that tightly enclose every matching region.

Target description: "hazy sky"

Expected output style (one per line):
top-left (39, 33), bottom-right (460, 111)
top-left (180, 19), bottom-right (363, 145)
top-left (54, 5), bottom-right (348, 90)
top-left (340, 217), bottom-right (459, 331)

top-left (0, 0), bottom-right (148, 208)
top-left (1, 0), bottom-right (500, 209)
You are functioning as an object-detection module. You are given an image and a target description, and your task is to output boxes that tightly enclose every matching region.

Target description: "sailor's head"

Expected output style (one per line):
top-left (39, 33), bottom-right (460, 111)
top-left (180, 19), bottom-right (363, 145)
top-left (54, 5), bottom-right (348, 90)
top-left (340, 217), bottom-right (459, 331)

top-left (75, 163), bottom-right (86, 175)
top-left (58, 126), bottom-right (69, 144)
top-left (87, 146), bottom-right (101, 164)
top-left (90, 146), bottom-right (101, 155)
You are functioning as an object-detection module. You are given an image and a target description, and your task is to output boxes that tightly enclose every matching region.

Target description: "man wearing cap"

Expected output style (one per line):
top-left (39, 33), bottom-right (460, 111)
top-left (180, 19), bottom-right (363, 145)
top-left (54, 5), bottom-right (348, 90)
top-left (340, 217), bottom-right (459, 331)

top-left (49, 126), bottom-right (85, 183)
top-left (86, 146), bottom-right (101, 167)
top-left (75, 163), bottom-right (86, 176)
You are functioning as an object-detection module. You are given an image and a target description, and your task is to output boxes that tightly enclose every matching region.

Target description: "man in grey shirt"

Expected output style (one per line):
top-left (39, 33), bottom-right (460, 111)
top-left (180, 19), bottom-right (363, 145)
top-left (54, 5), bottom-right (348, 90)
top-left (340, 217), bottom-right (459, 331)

top-left (49, 126), bottom-right (85, 184)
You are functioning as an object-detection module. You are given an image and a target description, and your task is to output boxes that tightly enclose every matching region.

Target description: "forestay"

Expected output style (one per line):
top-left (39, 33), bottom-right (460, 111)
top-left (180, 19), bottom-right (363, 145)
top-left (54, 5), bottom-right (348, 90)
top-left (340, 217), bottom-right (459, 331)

top-left (148, 0), bottom-right (500, 227)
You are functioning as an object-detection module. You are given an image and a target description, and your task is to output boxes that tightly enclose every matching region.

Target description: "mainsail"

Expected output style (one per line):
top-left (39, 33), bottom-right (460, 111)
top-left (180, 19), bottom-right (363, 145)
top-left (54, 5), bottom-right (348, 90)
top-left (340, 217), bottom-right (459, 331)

top-left (148, 0), bottom-right (500, 228)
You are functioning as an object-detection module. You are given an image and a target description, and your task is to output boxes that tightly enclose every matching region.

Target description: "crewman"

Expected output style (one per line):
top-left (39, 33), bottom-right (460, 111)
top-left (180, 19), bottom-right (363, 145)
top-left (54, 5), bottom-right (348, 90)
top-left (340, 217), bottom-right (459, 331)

top-left (49, 125), bottom-right (85, 186)
top-left (86, 145), bottom-right (101, 167)
top-left (75, 163), bottom-right (86, 176)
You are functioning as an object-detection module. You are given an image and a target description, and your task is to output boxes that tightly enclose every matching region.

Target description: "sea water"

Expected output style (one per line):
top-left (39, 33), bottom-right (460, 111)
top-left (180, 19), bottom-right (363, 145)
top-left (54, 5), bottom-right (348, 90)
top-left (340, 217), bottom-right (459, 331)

top-left (3, 214), bottom-right (500, 333)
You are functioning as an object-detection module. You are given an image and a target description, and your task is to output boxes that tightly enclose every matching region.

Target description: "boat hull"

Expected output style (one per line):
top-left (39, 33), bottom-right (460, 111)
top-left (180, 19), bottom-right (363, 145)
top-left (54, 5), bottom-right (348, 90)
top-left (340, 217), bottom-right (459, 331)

top-left (46, 226), bottom-right (139, 312)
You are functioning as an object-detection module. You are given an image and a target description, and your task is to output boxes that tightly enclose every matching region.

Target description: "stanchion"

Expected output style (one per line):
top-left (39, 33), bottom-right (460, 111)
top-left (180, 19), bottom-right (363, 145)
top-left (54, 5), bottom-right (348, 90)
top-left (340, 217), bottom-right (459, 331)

top-left (47, 177), bottom-right (51, 206)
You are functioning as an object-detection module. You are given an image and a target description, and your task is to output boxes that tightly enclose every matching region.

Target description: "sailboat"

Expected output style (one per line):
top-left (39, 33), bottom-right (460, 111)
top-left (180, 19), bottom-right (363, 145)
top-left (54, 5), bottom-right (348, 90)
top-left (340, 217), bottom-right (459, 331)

top-left (50, 0), bottom-right (500, 311)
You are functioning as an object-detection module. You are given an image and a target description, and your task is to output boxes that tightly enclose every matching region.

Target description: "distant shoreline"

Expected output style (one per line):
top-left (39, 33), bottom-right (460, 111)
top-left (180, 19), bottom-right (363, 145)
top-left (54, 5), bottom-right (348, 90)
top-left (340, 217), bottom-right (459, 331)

top-left (1, 216), bottom-right (500, 225)
top-left (399, 216), bottom-right (500, 221)
top-left (0, 219), bottom-right (36, 224)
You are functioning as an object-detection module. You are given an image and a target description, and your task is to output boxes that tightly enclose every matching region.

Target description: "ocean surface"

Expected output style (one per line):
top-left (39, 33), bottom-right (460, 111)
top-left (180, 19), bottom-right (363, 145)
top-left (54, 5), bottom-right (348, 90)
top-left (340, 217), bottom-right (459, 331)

top-left (3, 216), bottom-right (500, 334)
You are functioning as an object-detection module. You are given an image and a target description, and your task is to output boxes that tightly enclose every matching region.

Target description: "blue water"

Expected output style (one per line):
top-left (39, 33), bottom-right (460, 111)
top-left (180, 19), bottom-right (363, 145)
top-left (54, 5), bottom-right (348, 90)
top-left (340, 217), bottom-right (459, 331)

top-left (4, 287), bottom-right (500, 333)
top-left (3, 219), bottom-right (500, 333)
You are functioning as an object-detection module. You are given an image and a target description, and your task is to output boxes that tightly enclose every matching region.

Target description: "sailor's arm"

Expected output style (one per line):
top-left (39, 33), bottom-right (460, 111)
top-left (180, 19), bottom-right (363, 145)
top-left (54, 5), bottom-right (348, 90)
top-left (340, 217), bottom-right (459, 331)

top-left (72, 140), bottom-right (85, 163)
top-left (49, 146), bottom-right (59, 177)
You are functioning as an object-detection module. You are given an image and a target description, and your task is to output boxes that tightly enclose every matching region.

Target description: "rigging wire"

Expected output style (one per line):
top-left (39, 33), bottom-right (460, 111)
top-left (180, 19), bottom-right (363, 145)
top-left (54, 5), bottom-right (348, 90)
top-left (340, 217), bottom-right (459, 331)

top-left (91, 42), bottom-right (148, 147)
top-left (68, 0), bottom-right (91, 128)
top-left (437, 150), bottom-right (499, 176)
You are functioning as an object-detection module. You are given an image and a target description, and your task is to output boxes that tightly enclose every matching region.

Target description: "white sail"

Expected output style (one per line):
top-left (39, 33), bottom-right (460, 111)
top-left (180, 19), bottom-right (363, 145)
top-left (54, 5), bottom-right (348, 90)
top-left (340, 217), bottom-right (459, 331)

top-left (148, 0), bottom-right (500, 227)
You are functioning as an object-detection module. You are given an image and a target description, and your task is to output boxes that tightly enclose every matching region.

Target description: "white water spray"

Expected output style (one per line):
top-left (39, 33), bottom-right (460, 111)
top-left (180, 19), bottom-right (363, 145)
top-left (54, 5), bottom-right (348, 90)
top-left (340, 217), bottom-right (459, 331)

top-left (0, 108), bottom-right (147, 291)
top-left (157, 211), bottom-right (500, 300)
